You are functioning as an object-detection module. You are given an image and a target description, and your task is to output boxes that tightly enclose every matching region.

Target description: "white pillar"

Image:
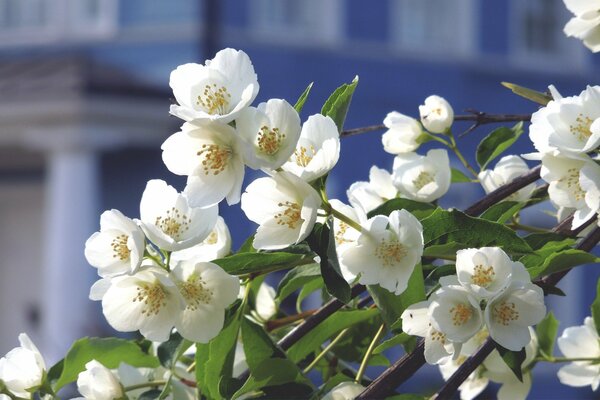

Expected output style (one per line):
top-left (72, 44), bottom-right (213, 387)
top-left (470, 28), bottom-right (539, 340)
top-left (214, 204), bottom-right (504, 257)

top-left (40, 146), bottom-right (99, 363)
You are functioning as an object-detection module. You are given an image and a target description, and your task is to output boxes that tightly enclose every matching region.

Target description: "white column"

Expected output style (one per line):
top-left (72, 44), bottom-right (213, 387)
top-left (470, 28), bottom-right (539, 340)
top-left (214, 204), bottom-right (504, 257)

top-left (40, 146), bottom-right (99, 363)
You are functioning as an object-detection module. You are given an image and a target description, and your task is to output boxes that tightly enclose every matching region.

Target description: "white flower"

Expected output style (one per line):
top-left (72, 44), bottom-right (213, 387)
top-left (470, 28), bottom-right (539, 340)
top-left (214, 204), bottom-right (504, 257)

top-left (529, 85), bottom-right (600, 157)
top-left (161, 121), bottom-right (246, 207)
top-left (76, 360), bottom-right (123, 400)
top-left (85, 209), bottom-right (145, 278)
top-left (169, 48), bottom-right (259, 124)
top-left (170, 260), bottom-right (240, 343)
top-left (429, 284), bottom-right (483, 344)
top-left (563, 0), bottom-right (600, 52)
top-left (455, 247), bottom-right (529, 300)
top-left (401, 300), bottom-right (461, 365)
top-left (0, 333), bottom-right (46, 398)
top-left (419, 95), bottom-right (454, 134)
top-left (541, 154), bottom-right (599, 229)
top-left (381, 111), bottom-right (423, 154)
top-left (347, 166), bottom-right (397, 214)
top-left (557, 316), bottom-right (600, 390)
top-left (253, 282), bottom-right (277, 321)
top-left (322, 381), bottom-right (365, 400)
top-left (478, 156), bottom-right (537, 202)
top-left (139, 180), bottom-right (218, 252)
top-left (282, 114), bottom-right (340, 181)
top-left (557, 207), bottom-right (596, 237)
top-left (439, 355), bottom-right (488, 400)
top-left (484, 282), bottom-right (545, 351)
top-left (241, 171), bottom-right (321, 250)
top-left (171, 216), bottom-right (232, 263)
top-left (340, 209), bottom-right (423, 295)
top-left (96, 267), bottom-right (183, 342)
top-left (392, 149), bottom-right (451, 203)
top-left (236, 99), bottom-right (301, 171)
top-left (329, 199), bottom-right (366, 282)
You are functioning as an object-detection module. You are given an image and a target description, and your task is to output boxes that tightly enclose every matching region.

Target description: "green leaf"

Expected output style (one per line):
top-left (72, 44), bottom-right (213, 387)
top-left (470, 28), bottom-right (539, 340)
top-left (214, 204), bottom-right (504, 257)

top-left (241, 317), bottom-right (286, 370)
top-left (138, 390), bottom-right (162, 400)
top-left (536, 312), bottom-right (559, 359)
top-left (321, 76), bottom-right (359, 132)
top-left (306, 219), bottom-right (351, 303)
top-left (373, 332), bottom-right (413, 355)
top-left (421, 209), bottom-right (532, 255)
top-left (523, 233), bottom-right (573, 250)
top-left (51, 337), bottom-right (159, 391)
top-left (331, 313), bottom-right (387, 364)
top-left (451, 168), bottom-right (472, 183)
top-left (591, 279), bottom-right (600, 335)
top-left (476, 122), bottom-right (524, 169)
top-left (294, 82), bottom-right (314, 113)
top-left (287, 308), bottom-right (379, 363)
top-left (297, 278), bottom-right (325, 311)
top-left (525, 249), bottom-right (599, 279)
top-left (237, 234), bottom-right (257, 253)
top-left (423, 243), bottom-right (465, 259)
top-left (157, 331), bottom-right (192, 369)
top-left (480, 201), bottom-right (524, 223)
top-left (276, 263), bottom-right (323, 303)
top-left (494, 343), bottom-right (526, 382)
top-left (501, 82), bottom-right (552, 106)
top-left (368, 198), bottom-right (437, 220)
top-left (368, 264), bottom-right (426, 328)
top-left (424, 263), bottom-right (456, 282)
top-left (213, 251), bottom-right (314, 276)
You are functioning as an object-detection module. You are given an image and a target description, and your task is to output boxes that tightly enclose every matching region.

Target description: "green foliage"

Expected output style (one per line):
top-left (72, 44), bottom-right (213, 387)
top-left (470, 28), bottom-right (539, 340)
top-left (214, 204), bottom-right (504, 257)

top-left (501, 82), bottom-right (552, 106)
top-left (367, 198), bottom-right (437, 220)
top-left (331, 313), bottom-right (389, 366)
top-left (294, 82), bottom-right (314, 113)
top-left (591, 279), bottom-right (600, 335)
top-left (157, 331), bottom-right (192, 370)
top-left (421, 209), bottom-right (532, 255)
top-left (451, 168), bottom-right (472, 183)
top-left (306, 219), bottom-right (352, 303)
top-left (480, 201), bottom-right (524, 223)
top-left (49, 337), bottom-right (159, 391)
top-left (524, 248), bottom-right (599, 278)
top-left (536, 312), bottom-right (559, 359)
top-left (494, 343), bottom-right (526, 382)
top-left (373, 332), bottom-right (414, 355)
top-left (213, 250), bottom-right (314, 276)
top-left (276, 263), bottom-right (323, 303)
top-left (321, 76), bottom-right (359, 132)
top-left (476, 122), bottom-right (524, 169)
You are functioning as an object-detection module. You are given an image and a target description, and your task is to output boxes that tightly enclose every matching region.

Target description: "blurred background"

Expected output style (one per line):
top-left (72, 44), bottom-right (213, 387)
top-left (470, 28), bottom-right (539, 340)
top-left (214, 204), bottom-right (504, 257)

top-left (0, 0), bottom-right (598, 397)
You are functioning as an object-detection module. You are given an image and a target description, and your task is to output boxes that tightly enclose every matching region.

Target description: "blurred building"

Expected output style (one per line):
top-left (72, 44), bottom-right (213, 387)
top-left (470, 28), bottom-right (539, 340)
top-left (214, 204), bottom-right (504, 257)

top-left (0, 0), bottom-right (597, 397)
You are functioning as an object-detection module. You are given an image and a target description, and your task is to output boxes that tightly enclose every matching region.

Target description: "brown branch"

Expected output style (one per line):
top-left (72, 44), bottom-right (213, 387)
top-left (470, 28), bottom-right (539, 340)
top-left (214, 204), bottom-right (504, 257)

top-left (265, 309), bottom-right (317, 332)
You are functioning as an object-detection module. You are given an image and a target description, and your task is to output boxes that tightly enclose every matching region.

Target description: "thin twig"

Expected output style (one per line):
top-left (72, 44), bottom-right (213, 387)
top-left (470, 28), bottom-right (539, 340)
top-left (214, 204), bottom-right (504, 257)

top-left (265, 309), bottom-right (317, 332)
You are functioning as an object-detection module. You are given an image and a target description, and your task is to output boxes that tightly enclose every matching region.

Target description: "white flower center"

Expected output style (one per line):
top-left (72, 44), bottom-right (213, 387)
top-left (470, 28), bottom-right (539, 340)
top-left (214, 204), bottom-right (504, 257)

top-left (471, 264), bottom-right (495, 288)
top-left (257, 126), bottom-right (285, 155)
top-left (133, 282), bottom-right (168, 316)
top-left (412, 170), bottom-right (435, 191)
top-left (375, 238), bottom-right (407, 267)
top-left (204, 231), bottom-right (219, 245)
top-left (430, 329), bottom-right (446, 343)
top-left (155, 207), bottom-right (191, 240)
top-left (179, 275), bottom-right (213, 311)
top-left (570, 113), bottom-right (593, 142)
top-left (197, 144), bottom-right (231, 176)
top-left (196, 83), bottom-right (231, 115)
top-left (560, 167), bottom-right (585, 201)
top-left (111, 234), bottom-right (130, 261)
top-left (294, 145), bottom-right (316, 167)
top-left (275, 201), bottom-right (302, 229)
top-left (492, 301), bottom-right (519, 326)
top-left (449, 303), bottom-right (473, 326)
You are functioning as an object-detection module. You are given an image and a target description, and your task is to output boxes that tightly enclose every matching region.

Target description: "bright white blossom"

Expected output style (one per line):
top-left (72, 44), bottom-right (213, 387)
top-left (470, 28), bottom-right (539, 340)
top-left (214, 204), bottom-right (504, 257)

top-left (139, 179), bottom-right (218, 251)
top-left (170, 260), bottom-right (240, 343)
top-left (171, 216), bottom-right (232, 263)
top-left (169, 48), bottom-right (259, 124)
top-left (0, 333), bottom-right (46, 398)
top-left (381, 111), bottom-right (423, 154)
top-left (455, 247), bottom-right (529, 300)
top-left (282, 114), bottom-right (340, 181)
top-left (329, 199), bottom-right (366, 282)
top-left (76, 360), bottom-right (123, 400)
top-left (161, 122), bottom-right (246, 207)
top-left (254, 282), bottom-right (277, 321)
top-left (563, 0), bottom-right (600, 52)
top-left (557, 316), bottom-right (600, 390)
top-left (429, 283), bottom-right (483, 344)
top-left (392, 149), bottom-right (451, 203)
top-left (236, 99), bottom-right (301, 171)
top-left (340, 209), bottom-right (423, 295)
top-left (85, 209), bottom-right (145, 278)
top-left (419, 95), bottom-right (454, 134)
top-left (322, 381), bottom-right (365, 400)
top-left (529, 85), bottom-right (600, 157)
top-left (241, 171), bottom-right (321, 250)
top-left (439, 355), bottom-right (488, 400)
top-left (347, 166), bottom-right (397, 214)
top-left (484, 282), bottom-right (546, 351)
top-left (478, 156), bottom-right (537, 202)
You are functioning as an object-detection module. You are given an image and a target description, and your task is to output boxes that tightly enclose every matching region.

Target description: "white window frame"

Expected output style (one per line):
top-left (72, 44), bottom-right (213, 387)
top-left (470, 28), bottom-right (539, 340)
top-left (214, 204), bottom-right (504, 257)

top-left (390, 0), bottom-right (476, 58)
top-left (249, 0), bottom-right (343, 46)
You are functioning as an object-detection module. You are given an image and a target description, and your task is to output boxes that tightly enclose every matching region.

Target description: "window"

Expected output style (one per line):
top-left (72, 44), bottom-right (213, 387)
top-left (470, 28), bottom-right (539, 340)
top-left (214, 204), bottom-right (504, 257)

top-left (250, 0), bottom-right (342, 44)
top-left (391, 0), bottom-right (475, 56)
top-left (0, 0), bottom-right (117, 45)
